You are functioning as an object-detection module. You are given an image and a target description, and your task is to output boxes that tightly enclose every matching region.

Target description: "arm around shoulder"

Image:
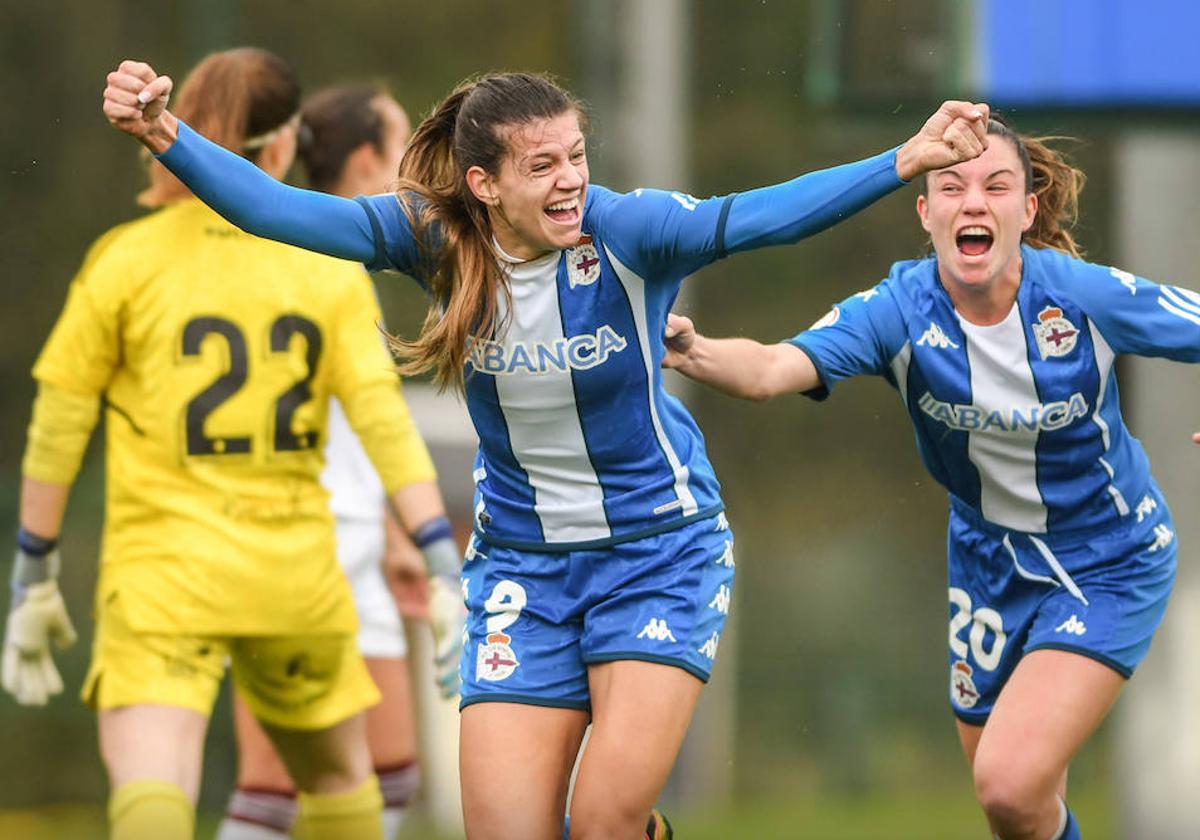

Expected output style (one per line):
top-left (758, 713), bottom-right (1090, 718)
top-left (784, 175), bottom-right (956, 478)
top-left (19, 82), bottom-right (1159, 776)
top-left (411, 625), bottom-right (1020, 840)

top-left (664, 314), bottom-right (820, 401)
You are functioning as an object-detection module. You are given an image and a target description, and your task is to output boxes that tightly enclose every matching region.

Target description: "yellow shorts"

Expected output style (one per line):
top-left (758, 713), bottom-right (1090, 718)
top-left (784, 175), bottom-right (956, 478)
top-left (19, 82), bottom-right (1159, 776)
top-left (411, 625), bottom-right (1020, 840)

top-left (82, 591), bottom-right (380, 730)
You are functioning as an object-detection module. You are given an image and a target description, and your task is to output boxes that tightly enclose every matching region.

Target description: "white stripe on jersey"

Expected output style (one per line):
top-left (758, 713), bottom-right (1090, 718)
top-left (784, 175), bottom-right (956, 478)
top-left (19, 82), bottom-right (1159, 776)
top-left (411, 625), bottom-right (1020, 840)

top-left (889, 340), bottom-right (913, 407)
top-left (605, 246), bottom-right (699, 517)
top-left (1086, 321), bottom-right (1130, 516)
top-left (958, 305), bottom-right (1046, 532)
top-left (1159, 286), bottom-right (1200, 325)
top-left (494, 254), bottom-right (611, 543)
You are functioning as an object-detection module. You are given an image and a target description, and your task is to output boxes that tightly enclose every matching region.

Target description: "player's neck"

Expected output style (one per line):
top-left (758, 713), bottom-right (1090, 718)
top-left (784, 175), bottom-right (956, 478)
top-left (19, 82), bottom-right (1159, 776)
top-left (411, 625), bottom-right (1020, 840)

top-left (941, 255), bottom-right (1022, 326)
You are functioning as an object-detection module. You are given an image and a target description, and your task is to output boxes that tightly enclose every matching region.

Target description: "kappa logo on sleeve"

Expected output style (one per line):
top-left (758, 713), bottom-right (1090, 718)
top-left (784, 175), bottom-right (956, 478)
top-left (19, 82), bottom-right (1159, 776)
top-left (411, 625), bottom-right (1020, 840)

top-left (1110, 266), bottom-right (1138, 295)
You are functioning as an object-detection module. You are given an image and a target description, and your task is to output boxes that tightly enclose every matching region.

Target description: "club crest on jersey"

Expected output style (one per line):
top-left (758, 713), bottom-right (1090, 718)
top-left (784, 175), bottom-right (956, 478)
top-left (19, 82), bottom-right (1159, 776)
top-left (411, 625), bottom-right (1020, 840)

top-left (567, 235), bottom-right (601, 289)
top-left (1032, 306), bottom-right (1079, 359)
top-left (476, 632), bottom-right (519, 682)
top-left (950, 660), bottom-right (979, 708)
top-left (809, 306), bottom-right (840, 330)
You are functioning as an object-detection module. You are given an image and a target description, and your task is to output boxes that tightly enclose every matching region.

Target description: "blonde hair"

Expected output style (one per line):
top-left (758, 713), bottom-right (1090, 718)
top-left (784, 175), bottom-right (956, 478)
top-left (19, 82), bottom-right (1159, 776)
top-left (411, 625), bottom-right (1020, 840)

top-left (139, 47), bottom-right (299, 207)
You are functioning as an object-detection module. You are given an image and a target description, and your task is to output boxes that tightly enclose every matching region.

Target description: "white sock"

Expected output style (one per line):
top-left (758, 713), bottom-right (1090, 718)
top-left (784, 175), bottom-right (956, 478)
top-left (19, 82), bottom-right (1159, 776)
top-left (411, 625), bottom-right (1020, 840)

top-left (382, 806), bottom-right (406, 839)
top-left (214, 789), bottom-right (296, 840)
top-left (214, 817), bottom-right (288, 840)
top-left (378, 763), bottom-right (420, 840)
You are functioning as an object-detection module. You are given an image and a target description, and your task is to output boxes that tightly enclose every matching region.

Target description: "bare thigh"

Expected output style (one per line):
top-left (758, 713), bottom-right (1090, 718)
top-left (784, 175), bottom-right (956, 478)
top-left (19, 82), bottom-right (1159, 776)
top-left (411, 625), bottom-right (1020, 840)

top-left (568, 661), bottom-right (704, 840)
top-left (98, 704), bottom-right (209, 801)
top-left (231, 690), bottom-right (293, 790)
top-left (460, 702), bottom-right (589, 840)
top-left (262, 711), bottom-right (373, 795)
top-left (973, 649), bottom-right (1123, 794)
top-left (362, 656), bottom-right (417, 769)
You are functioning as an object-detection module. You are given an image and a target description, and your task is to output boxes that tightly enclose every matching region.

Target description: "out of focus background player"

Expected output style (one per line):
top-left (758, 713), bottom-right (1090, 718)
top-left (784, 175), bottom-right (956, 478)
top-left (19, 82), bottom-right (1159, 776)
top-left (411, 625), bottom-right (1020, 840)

top-left (216, 82), bottom-right (432, 840)
top-left (3, 47), bottom-right (461, 840)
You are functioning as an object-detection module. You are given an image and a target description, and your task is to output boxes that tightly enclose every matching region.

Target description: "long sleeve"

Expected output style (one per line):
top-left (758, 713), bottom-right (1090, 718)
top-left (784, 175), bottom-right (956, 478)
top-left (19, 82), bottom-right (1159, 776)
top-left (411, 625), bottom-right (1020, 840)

top-left (590, 147), bottom-right (904, 280)
top-left (156, 120), bottom-right (381, 264)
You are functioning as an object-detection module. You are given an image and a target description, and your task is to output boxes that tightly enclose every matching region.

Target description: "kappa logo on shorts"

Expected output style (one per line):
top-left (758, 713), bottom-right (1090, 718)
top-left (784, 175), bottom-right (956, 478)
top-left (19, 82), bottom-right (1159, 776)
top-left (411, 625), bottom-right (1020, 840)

top-left (637, 618), bottom-right (677, 643)
top-left (476, 632), bottom-right (520, 682)
top-left (1054, 614), bottom-right (1087, 636)
top-left (708, 585), bottom-right (731, 615)
top-left (1135, 494), bottom-right (1158, 523)
top-left (715, 539), bottom-right (735, 569)
top-left (1149, 523), bottom-right (1175, 552)
top-left (697, 632), bottom-right (720, 660)
top-left (950, 660), bottom-right (979, 708)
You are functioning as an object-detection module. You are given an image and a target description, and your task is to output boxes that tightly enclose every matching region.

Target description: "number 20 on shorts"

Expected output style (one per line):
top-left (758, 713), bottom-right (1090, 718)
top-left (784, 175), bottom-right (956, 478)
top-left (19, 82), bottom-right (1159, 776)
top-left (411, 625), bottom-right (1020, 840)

top-left (948, 587), bottom-right (1007, 672)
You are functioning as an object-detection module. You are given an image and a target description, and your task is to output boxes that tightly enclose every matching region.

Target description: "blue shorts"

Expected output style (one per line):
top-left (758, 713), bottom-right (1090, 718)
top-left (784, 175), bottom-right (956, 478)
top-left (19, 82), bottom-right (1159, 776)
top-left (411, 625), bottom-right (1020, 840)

top-left (946, 486), bottom-right (1176, 724)
top-left (459, 513), bottom-right (735, 711)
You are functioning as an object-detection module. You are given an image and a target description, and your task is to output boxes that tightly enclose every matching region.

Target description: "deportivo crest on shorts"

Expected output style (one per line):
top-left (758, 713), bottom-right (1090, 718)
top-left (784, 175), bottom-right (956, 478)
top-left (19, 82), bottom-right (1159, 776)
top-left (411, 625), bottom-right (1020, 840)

top-left (567, 235), bottom-right (601, 289)
top-left (476, 632), bottom-right (519, 682)
top-left (1032, 305), bottom-right (1079, 359)
top-left (810, 306), bottom-right (840, 330)
top-left (950, 660), bottom-right (979, 708)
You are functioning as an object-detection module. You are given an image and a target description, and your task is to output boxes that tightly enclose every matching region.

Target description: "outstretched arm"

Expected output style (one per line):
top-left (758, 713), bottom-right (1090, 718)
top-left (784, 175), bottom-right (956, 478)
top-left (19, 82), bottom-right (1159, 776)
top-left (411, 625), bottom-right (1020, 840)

top-left (663, 314), bottom-right (820, 401)
top-left (103, 60), bottom-right (380, 264)
top-left (720, 100), bottom-right (989, 256)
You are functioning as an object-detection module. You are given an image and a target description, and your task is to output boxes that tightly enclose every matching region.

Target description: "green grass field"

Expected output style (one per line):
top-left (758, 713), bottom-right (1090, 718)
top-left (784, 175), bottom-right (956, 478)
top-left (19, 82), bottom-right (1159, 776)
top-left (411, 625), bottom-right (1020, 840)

top-left (0, 787), bottom-right (1115, 839)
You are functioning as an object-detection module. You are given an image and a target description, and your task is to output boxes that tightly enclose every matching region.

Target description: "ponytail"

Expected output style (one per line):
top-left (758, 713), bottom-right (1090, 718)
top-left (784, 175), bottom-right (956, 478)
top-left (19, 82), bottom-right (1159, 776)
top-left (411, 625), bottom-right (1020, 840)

top-left (985, 118), bottom-right (1085, 258)
top-left (1022, 135), bottom-right (1085, 258)
top-left (139, 48), bottom-right (299, 207)
top-left (385, 72), bottom-right (583, 391)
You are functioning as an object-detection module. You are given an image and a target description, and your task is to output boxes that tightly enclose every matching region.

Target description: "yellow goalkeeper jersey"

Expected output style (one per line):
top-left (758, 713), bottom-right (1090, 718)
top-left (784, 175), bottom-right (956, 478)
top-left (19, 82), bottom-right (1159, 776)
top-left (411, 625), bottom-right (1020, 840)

top-left (33, 200), bottom-right (434, 635)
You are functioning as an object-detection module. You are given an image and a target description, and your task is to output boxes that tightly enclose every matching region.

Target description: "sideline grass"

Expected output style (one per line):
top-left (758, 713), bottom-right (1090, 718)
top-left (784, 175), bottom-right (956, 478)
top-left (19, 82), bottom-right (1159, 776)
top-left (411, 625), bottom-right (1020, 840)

top-left (0, 788), bottom-right (1114, 840)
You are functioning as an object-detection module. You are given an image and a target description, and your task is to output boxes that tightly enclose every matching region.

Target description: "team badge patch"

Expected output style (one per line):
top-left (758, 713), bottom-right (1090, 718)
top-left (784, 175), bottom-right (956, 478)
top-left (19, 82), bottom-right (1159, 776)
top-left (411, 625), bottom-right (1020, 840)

top-left (950, 660), bottom-right (979, 708)
top-left (809, 306), bottom-right (840, 330)
top-left (1032, 305), bottom-right (1079, 359)
top-left (567, 235), bottom-right (601, 289)
top-left (476, 632), bottom-right (519, 682)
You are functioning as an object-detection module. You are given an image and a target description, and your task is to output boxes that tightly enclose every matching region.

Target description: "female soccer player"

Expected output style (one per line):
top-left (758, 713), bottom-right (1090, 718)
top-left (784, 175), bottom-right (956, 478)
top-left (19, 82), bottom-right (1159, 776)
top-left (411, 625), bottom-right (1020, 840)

top-left (661, 119), bottom-right (1198, 840)
top-left (216, 84), bottom-right (429, 840)
top-left (2, 49), bottom-right (461, 840)
top-left (102, 58), bottom-right (988, 840)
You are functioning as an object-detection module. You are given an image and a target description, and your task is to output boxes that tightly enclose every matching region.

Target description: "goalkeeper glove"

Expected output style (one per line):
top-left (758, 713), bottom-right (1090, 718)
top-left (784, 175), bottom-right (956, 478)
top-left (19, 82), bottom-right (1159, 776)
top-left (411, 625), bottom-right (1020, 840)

top-left (414, 516), bottom-right (465, 700)
top-left (3, 530), bottom-right (77, 706)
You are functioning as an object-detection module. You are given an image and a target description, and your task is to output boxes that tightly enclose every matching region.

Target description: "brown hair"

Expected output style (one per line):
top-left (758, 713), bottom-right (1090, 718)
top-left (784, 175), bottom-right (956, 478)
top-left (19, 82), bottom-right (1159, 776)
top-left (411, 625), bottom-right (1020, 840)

top-left (921, 117), bottom-right (1086, 258)
top-left (139, 47), bottom-right (300, 207)
top-left (297, 83), bottom-right (388, 193)
top-left (385, 72), bottom-right (587, 391)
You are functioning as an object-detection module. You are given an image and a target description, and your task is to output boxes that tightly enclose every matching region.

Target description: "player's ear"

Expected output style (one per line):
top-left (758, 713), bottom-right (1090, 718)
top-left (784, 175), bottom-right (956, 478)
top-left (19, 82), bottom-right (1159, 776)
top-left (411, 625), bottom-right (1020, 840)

top-left (466, 165), bottom-right (499, 206)
top-left (916, 193), bottom-right (932, 233)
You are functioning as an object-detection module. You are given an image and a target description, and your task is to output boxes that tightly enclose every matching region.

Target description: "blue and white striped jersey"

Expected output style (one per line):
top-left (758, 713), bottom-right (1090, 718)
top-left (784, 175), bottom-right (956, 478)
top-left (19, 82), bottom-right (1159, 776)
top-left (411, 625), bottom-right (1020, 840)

top-left (359, 187), bottom-right (736, 550)
top-left (359, 160), bottom-right (902, 550)
top-left (792, 245), bottom-right (1200, 535)
top-left (156, 119), bottom-right (906, 551)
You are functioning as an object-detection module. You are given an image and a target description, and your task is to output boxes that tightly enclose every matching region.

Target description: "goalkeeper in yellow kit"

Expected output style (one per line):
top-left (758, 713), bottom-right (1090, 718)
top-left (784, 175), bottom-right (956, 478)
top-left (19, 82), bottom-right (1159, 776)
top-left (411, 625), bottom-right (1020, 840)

top-left (2, 47), bottom-right (464, 840)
